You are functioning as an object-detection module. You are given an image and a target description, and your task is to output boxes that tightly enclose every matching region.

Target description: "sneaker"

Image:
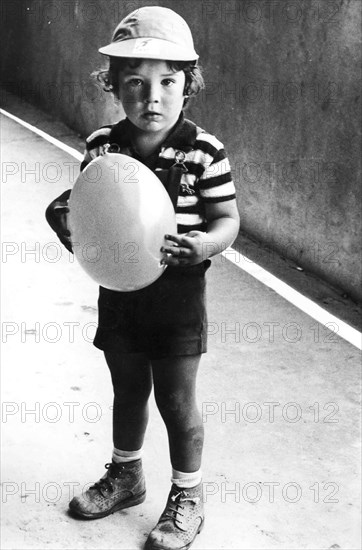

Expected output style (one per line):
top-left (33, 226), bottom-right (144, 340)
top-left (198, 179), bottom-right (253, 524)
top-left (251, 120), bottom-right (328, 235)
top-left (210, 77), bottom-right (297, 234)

top-left (69, 459), bottom-right (146, 519)
top-left (145, 482), bottom-right (204, 550)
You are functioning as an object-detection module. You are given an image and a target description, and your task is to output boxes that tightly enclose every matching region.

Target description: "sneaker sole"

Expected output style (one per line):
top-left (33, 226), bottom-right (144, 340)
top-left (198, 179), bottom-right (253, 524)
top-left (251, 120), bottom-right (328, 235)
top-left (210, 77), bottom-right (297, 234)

top-left (144, 517), bottom-right (204, 550)
top-left (68, 490), bottom-right (146, 520)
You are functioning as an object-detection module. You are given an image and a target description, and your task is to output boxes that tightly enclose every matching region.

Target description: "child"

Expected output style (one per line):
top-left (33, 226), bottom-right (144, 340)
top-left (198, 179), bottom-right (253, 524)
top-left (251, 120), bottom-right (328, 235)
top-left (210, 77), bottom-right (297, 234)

top-left (46, 6), bottom-right (240, 550)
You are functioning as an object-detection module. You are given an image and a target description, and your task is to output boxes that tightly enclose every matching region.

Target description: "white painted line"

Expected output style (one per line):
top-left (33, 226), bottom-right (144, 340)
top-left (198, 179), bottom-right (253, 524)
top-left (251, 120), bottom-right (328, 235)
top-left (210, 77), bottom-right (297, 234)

top-left (4, 107), bottom-right (361, 350)
top-left (0, 108), bottom-right (83, 161)
top-left (222, 247), bottom-right (362, 350)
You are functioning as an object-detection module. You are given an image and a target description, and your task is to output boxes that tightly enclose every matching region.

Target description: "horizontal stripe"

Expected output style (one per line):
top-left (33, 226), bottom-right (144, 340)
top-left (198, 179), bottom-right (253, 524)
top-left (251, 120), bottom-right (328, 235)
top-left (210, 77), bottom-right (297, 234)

top-left (177, 223), bottom-right (207, 233)
top-left (194, 140), bottom-right (220, 159)
top-left (211, 148), bottom-right (228, 164)
top-left (201, 158), bottom-right (231, 181)
top-left (199, 172), bottom-right (233, 190)
top-left (176, 213), bottom-right (205, 225)
top-left (196, 132), bottom-right (224, 152)
top-left (156, 157), bottom-right (205, 177)
top-left (200, 180), bottom-right (235, 198)
top-left (190, 148), bottom-right (214, 170)
top-left (160, 146), bottom-right (215, 174)
top-left (161, 136), bottom-right (222, 163)
top-left (176, 203), bottom-right (204, 214)
top-left (201, 193), bottom-right (236, 203)
top-left (177, 194), bottom-right (199, 206)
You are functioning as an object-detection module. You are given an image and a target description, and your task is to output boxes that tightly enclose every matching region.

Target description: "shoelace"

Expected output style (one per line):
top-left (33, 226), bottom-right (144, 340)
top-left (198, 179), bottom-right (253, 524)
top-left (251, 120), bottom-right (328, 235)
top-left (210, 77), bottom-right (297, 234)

top-left (90, 463), bottom-right (123, 495)
top-left (162, 490), bottom-right (200, 522)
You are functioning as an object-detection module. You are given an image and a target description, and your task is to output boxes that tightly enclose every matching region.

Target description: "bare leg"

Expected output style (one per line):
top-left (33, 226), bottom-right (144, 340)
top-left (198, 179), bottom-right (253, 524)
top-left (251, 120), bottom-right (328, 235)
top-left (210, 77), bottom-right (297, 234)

top-left (151, 354), bottom-right (204, 472)
top-left (104, 351), bottom-right (152, 450)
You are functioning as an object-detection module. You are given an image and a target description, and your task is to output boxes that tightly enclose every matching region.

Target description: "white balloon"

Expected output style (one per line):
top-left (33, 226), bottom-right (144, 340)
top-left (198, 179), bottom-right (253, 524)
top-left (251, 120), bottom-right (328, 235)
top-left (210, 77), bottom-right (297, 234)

top-left (68, 153), bottom-right (177, 291)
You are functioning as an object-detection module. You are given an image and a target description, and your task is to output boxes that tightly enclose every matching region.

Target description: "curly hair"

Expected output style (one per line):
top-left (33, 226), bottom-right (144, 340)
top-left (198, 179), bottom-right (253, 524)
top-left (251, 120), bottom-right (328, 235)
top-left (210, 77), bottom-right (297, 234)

top-left (92, 57), bottom-right (205, 107)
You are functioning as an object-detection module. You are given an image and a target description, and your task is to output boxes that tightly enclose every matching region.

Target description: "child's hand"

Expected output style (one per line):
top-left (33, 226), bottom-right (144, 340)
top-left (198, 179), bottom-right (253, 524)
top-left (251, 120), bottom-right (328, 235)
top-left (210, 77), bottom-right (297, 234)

top-left (160, 231), bottom-right (208, 267)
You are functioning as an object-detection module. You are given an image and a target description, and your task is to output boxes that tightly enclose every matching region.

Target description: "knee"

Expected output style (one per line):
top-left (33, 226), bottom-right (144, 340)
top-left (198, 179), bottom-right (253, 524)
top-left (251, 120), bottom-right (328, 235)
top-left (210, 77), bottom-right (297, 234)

top-left (113, 379), bottom-right (152, 405)
top-left (155, 389), bottom-right (181, 414)
top-left (154, 389), bottom-right (198, 426)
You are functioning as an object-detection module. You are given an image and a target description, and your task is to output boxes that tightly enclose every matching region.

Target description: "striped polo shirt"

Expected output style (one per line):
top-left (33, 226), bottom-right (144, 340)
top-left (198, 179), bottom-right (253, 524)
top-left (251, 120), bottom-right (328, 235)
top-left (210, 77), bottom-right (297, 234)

top-left (80, 113), bottom-right (236, 233)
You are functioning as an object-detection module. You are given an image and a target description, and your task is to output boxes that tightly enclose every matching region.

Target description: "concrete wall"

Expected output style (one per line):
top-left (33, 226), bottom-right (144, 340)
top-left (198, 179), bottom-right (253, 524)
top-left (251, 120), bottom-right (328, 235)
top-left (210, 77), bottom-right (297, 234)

top-left (1, 0), bottom-right (361, 301)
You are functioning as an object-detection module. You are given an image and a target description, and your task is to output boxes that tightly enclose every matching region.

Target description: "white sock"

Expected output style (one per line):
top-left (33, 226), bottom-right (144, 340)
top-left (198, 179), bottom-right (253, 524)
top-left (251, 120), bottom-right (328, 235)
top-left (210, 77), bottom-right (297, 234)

top-left (171, 468), bottom-right (202, 489)
top-left (112, 447), bottom-right (142, 463)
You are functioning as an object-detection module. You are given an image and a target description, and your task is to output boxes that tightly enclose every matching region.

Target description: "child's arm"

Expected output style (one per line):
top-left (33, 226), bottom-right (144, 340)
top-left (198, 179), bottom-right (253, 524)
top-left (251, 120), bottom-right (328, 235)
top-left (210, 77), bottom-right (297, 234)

top-left (45, 189), bottom-right (73, 253)
top-left (161, 199), bottom-right (240, 266)
top-left (45, 129), bottom-right (111, 252)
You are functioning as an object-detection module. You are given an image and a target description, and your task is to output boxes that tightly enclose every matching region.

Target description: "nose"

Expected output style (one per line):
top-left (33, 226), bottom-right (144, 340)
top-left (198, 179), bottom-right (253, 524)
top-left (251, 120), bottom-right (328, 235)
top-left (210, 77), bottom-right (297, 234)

top-left (143, 82), bottom-right (160, 104)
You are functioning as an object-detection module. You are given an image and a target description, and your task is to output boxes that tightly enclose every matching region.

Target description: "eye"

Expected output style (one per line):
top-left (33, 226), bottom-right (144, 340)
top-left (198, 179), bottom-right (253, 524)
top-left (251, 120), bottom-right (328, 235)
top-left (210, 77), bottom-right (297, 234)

top-left (126, 78), bottom-right (143, 88)
top-left (161, 78), bottom-right (175, 87)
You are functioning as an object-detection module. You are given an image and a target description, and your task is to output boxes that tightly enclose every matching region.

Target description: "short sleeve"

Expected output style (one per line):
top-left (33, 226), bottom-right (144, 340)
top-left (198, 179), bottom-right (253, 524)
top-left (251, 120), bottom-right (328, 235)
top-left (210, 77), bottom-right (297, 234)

top-left (197, 133), bottom-right (236, 203)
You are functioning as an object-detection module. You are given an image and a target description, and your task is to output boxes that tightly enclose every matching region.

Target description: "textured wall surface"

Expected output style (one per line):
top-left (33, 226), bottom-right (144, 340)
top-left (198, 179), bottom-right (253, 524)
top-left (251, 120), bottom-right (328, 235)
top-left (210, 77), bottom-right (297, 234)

top-left (1, 0), bottom-right (361, 300)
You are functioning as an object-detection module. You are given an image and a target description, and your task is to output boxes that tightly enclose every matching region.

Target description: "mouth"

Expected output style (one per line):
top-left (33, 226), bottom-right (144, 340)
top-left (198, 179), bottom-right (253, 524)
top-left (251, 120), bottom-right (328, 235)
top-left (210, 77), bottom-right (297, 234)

top-left (143, 112), bottom-right (162, 119)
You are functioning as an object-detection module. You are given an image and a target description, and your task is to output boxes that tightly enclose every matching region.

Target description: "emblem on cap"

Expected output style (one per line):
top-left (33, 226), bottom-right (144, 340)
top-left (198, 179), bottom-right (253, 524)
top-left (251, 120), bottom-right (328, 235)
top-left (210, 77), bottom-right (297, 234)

top-left (133, 39), bottom-right (156, 54)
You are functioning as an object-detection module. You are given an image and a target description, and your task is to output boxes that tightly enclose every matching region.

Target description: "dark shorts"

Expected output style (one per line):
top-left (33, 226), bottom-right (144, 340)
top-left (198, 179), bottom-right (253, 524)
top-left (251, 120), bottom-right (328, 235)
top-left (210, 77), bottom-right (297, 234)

top-left (93, 260), bottom-right (210, 359)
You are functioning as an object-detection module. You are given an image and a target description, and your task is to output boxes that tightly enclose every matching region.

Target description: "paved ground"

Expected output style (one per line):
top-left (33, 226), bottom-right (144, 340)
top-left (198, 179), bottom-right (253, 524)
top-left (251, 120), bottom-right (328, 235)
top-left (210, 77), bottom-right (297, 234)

top-left (1, 96), bottom-right (361, 550)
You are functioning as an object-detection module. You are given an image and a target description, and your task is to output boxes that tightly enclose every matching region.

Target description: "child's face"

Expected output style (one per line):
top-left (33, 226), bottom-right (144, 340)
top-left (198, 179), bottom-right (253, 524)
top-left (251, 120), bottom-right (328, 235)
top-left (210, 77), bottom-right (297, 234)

top-left (117, 59), bottom-right (186, 136)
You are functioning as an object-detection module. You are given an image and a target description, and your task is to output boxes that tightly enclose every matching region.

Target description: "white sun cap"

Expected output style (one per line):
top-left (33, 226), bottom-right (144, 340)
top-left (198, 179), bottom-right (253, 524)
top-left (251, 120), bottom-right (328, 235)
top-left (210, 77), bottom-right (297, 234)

top-left (98, 6), bottom-right (199, 61)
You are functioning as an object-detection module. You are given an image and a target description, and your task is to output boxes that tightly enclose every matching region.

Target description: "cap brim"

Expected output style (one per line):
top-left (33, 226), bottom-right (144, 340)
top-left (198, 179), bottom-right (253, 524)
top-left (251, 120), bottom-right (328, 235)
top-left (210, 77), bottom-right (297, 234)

top-left (98, 38), bottom-right (198, 61)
